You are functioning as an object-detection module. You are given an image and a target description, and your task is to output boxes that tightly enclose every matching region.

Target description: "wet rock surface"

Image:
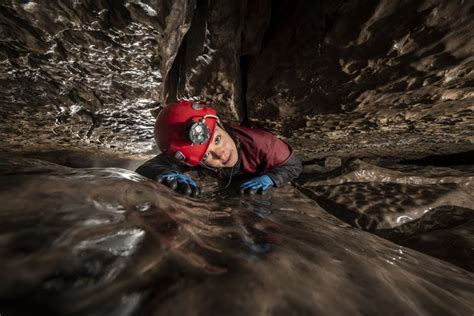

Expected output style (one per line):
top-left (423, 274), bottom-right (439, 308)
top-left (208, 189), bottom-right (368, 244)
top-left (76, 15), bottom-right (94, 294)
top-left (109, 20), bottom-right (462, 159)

top-left (0, 157), bottom-right (473, 315)
top-left (1, 1), bottom-right (474, 314)
top-left (1, 0), bottom-right (472, 160)
top-left (0, 0), bottom-right (164, 154)
top-left (296, 159), bottom-right (474, 271)
top-left (245, 0), bottom-right (474, 161)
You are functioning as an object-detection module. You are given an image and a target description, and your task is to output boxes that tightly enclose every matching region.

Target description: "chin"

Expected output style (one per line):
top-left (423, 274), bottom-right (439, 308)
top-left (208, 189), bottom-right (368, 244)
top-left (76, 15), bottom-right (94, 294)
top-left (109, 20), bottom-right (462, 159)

top-left (228, 157), bottom-right (238, 167)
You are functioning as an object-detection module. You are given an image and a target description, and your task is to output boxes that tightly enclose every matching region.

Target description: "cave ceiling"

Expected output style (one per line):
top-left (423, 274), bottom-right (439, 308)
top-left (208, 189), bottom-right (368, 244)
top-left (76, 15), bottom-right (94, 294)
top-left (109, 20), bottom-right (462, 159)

top-left (0, 0), bottom-right (473, 162)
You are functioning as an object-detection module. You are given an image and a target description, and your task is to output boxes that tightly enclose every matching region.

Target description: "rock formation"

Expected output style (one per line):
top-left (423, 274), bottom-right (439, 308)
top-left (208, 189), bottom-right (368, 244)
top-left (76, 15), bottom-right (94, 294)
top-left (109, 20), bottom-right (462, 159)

top-left (1, 0), bottom-right (473, 161)
top-left (0, 1), bottom-right (473, 314)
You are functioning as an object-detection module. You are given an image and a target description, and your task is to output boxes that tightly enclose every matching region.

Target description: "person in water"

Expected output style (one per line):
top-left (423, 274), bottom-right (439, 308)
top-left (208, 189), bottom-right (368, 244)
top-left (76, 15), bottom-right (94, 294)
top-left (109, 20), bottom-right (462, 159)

top-left (135, 100), bottom-right (302, 196)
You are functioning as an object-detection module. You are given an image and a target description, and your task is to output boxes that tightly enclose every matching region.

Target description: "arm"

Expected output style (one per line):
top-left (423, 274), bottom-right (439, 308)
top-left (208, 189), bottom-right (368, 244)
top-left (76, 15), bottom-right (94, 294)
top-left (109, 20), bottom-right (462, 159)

top-left (231, 125), bottom-right (302, 193)
top-left (135, 153), bottom-right (189, 180)
top-left (136, 154), bottom-right (200, 196)
top-left (265, 154), bottom-right (303, 187)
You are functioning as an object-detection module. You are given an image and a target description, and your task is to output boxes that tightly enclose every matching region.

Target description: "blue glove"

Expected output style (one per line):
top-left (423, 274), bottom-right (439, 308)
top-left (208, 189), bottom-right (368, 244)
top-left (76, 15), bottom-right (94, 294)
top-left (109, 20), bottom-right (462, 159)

top-left (239, 175), bottom-right (274, 195)
top-left (157, 171), bottom-right (200, 196)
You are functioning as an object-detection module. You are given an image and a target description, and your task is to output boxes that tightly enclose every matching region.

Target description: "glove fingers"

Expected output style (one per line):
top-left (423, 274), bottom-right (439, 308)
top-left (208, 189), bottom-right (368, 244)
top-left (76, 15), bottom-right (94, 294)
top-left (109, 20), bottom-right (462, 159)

top-left (239, 187), bottom-right (251, 195)
top-left (178, 182), bottom-right (192, 196)
top-left (166, 178), bottom-right (178, 190)
top-left (240, 181), bottom-right (257, 190)
top-left (159, 175), bottom-right (175, 183)
top-left (191, 186), bottom-right (201, 197)
top-left (248, 184), bottom-right (262, 190)
top-left (184, 178), bottom-right (198, 187)
top-left (239, 185), bottom-right (254, 194)
top-left (257, 187), bottom-right (269, 195)
top-left (239, 187), bottom-right (258, 195)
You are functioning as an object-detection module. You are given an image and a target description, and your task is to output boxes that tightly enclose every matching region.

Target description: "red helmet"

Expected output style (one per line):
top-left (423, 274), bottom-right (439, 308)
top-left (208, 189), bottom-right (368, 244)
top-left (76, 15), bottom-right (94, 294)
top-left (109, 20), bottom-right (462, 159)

top-left (154, 100), bottom-right (218, 166)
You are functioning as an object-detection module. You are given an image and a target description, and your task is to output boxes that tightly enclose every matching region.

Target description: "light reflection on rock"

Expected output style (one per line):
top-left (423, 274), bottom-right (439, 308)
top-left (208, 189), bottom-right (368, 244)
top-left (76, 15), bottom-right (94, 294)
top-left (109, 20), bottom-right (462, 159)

top-left (0, 157), bottom-right (473, 315)
top-left (297, 159), bottom-right (474, 271)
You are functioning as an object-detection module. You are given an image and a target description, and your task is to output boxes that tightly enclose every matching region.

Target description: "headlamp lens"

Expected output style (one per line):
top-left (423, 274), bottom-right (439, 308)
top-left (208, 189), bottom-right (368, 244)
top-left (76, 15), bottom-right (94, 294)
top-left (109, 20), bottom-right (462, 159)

top-left (189, 121), bottom-right (210, 145)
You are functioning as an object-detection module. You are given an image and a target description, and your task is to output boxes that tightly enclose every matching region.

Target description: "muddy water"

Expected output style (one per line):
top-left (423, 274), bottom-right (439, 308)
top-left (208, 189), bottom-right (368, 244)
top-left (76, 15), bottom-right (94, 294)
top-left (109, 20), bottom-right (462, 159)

top-left (0, 157), bottom-right (473, 315)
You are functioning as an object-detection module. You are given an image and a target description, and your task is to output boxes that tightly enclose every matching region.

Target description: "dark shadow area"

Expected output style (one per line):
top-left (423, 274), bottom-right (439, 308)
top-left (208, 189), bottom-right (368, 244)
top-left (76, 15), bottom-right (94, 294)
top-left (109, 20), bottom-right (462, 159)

top-left (399, 150), bottom-right (474, 166)
top-left (7, 150), bottom-right (145, 170)
top-left (240, 54), bottom-right (251, 126)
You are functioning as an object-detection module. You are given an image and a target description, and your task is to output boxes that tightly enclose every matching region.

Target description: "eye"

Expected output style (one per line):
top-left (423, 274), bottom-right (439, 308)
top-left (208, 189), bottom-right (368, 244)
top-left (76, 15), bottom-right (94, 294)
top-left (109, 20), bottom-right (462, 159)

top-left (214, 135), bottom-right (221, 145)
top-left (201, 152), bottom-right (209, 161)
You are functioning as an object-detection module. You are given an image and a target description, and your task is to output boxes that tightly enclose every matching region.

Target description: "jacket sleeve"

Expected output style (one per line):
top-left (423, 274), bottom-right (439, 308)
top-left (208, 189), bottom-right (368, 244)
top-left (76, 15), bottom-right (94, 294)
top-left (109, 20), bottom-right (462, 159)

top-left (265, 153), bottom-right (303, 187)
top-left (135, 153), bottom-right (189, 180)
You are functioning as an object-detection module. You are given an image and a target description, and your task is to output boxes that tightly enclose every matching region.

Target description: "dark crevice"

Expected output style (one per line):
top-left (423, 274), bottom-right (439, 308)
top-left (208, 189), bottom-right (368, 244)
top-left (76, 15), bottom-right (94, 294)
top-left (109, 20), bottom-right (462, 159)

top-left (302, 150), bottom-right (474, 168)
top-left (260, 0), bottom-right (285, 48)
top-left (399, 150), bottom-right (474, 166)
top-left (240, 54), bottom-right (251, 126)
top-left (163, 26), bottom-right (189, 103)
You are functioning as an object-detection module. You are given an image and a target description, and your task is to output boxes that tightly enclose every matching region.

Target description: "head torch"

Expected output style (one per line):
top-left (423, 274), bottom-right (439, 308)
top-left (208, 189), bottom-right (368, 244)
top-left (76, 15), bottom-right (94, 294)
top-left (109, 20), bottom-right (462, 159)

top-left (188, 114), bottom-right (218, 145)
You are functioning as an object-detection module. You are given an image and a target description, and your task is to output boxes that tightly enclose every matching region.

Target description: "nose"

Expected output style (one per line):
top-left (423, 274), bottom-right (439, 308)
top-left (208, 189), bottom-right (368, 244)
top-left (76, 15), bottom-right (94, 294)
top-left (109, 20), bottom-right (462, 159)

top-left (211, 148), bottom-right (226, 160)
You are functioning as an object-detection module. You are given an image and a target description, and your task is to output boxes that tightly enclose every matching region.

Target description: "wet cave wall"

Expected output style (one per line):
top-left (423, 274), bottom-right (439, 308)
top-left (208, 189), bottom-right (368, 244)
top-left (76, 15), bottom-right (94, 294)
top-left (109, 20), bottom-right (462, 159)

top-left (0, 0), bottom-right (472, 163)
top-left (246, 0), bottom-right (474, 161)
top-left (172, 0), bottom-right (474, 161)
top-left (1, 2), bottom-right (474, 315)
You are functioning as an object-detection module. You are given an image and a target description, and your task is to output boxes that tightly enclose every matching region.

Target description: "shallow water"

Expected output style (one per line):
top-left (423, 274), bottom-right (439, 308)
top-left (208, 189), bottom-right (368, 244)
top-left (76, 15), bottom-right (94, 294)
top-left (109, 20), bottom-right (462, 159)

top-left (0, 157), bottom-right (473, 315)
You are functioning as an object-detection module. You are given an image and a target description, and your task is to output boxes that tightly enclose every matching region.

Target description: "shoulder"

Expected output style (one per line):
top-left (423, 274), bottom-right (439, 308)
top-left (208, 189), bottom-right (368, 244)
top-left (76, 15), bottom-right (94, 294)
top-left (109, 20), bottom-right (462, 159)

top-left (228, 124), bottom-right (277, 143)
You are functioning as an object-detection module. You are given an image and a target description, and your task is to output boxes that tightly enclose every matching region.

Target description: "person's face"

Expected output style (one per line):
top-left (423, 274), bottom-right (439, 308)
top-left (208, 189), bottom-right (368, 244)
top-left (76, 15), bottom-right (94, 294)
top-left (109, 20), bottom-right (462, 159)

top-left (201, 125), bottom-right (238, 168)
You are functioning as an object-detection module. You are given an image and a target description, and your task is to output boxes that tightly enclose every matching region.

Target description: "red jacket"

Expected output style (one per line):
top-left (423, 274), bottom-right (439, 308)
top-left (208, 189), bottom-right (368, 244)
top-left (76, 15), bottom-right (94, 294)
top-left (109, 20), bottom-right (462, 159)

top-left (136, 124), bottom-right (302, 187)
top-left (230, 124), bottom-right (293, 174)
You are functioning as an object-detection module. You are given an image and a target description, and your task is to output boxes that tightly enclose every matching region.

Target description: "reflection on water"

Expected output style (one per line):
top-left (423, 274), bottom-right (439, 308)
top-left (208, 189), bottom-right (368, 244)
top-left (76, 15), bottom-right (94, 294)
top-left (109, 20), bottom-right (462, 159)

top-left (0, 157), bottom-right (473, 315)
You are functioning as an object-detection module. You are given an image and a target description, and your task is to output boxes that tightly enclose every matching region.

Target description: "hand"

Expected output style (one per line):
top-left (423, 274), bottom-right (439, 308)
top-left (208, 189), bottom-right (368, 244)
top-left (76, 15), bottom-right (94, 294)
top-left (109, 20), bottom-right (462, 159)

top-left (157, 171), bottom-right (200, 197)
top-left (239, 175), bottom-right (274, 195)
